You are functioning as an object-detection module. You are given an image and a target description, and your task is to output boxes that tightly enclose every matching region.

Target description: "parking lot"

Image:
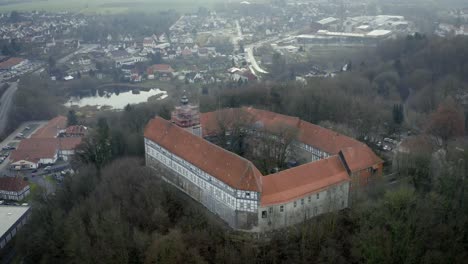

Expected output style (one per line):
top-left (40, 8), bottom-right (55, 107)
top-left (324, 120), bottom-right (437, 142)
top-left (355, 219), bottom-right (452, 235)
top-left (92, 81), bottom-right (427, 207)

top-left (0, 121), bottom-right (47, 172)
top-left (0, 61), bottom-right (44, 82)
top-left (0, 121), bottom-right (72, 195)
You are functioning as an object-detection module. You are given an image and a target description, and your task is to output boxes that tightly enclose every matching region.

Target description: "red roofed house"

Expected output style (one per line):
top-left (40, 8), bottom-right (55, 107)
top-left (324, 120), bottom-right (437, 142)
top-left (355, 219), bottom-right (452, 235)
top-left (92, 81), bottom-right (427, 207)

top-left (31, 116), bottom-right (67, 139)
top-left (9, 116), bottom-right (83, 170)
top-left (63, 125), bottom-right (88, 137)
top-left (147, 64), bottom-right (175, 80)
top-left (143, 37), bottom-right (157, 49)
top-left (0, 57), bottom-right (27, 71)
top-left (144, 100), bottom-right (382, 231)
top-left (10, 138), bottom-right (82, 170)
top-left (0, 177), bottom-right (30, 201)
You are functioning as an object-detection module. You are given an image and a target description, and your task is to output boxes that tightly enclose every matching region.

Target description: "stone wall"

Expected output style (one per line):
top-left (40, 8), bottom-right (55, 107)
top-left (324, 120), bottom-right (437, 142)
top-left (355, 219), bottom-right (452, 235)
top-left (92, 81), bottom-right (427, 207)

top-left (146, 154), bottom-right (258, 230)
top-left (257, 181), bottom-right (349, 231)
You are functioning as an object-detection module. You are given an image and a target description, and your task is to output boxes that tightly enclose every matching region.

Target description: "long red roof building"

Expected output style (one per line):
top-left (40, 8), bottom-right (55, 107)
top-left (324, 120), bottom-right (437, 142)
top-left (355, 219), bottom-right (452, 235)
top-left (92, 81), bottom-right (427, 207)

top-left (144, 107), bottom-right (383, 231)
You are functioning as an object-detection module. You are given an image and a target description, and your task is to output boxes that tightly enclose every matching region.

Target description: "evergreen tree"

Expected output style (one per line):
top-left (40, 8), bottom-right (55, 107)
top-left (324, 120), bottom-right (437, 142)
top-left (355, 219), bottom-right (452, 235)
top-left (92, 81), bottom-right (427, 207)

top-left (67, 110), bottom-right (78, 126)
top-left (392, 104), bottom-right (404, 125)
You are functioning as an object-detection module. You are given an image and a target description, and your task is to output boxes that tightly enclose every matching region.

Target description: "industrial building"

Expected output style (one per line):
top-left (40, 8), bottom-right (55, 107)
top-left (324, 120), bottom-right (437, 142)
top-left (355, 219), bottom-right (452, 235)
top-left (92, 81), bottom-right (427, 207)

top-left (0, 205), bottom-right (30, 250)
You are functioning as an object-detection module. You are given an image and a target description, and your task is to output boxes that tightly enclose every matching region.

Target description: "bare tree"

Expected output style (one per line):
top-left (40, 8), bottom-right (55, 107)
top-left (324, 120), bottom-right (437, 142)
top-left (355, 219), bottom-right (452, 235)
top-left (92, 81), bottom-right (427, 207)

top-left (248, 123), bottom-right (299, 174)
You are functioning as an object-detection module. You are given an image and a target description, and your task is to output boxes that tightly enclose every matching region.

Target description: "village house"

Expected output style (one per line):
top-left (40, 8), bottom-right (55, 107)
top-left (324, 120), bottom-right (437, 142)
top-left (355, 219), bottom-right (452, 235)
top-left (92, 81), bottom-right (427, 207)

top-left (0, 177), bottom-right (30, 201)
top-left (147, 64), bottom-right (175, 81)
top-left (0, 57), bottom-right (27, 71)
top-left (108, 49), bottom-right (147, 68)
top-left (9, 116), bottom-right (83, 170)
top-left (144, 100), bottom-right (382, 232)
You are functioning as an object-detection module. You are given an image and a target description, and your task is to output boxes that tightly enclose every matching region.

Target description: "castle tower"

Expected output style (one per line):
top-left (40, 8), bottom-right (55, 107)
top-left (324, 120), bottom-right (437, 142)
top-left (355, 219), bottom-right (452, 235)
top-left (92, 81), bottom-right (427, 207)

top-left (171, 95), bottom-right (202, 137)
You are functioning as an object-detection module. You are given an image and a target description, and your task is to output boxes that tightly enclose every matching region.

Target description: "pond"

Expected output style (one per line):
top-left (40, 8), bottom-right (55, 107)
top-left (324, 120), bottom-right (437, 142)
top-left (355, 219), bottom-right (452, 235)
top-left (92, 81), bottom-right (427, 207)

top-left (66, 88), bottom-right (168, 110)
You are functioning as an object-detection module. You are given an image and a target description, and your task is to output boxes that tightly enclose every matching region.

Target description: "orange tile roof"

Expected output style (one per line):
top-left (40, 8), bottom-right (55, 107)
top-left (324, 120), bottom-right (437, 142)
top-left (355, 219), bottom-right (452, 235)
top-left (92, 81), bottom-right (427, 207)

top-left (10, 138), bottom-right (59, 163)
top-left (64, 125), bottom-right (87, 136)
top-left (144, 117), bottom-right (263, 192)
top-left (261, 156), bottom-right (350, 206)
top-left (0, 57), bottom-right (24, 70)
top-left (10, 138), bottom-right (81, 163)
top-left (0, 177), bottom-right (29, 192)
top-left (298, 121), bottom-right (363, 154)
top-left (59, 137), bottom-right (82, 150)
top-left (340, 145), bottom-right (382, 172)
top-left (151, 108), bottom-right (382, 205)
top-left (31, 116), bottom-right (67, 138)
top-left (200, 108), bottom-right (255, 136)
top-left (244, 107), bottom-right (301, 131)
top-left (200, 108), bottom-right (382, 173)
top-left (150, 64), bottom-right (174, 73)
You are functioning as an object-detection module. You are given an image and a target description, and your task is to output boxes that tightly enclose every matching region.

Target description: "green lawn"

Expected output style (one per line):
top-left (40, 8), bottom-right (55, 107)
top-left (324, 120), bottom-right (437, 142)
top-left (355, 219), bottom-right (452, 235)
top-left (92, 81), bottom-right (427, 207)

top-left (44, 174), bottom-right (55, 184)
top-left (0, 0), bottom-right (223, 14)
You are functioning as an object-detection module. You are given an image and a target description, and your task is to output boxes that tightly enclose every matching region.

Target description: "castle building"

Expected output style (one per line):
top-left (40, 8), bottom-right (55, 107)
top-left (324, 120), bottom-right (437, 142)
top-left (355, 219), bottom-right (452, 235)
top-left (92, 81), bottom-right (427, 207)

top-left (144, 105), bottom-right (382, 232)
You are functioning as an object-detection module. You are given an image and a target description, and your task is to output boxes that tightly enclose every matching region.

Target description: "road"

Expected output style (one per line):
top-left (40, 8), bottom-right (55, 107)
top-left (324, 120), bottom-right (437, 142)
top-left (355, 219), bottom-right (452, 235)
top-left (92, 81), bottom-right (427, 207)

top-left (57, 44), bottom-right (99, 65)
top-left (243, 31), bottom-right (299, 75)
top-left (245, 47), bottom-right (269, 74)
top-left (0, 82), bottom-right (18, 135)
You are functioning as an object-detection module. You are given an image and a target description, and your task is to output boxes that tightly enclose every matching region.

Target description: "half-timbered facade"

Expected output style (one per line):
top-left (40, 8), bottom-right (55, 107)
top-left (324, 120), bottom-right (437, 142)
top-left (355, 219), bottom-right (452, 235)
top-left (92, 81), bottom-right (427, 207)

top-left (145, 106), bottom-right (382, 232)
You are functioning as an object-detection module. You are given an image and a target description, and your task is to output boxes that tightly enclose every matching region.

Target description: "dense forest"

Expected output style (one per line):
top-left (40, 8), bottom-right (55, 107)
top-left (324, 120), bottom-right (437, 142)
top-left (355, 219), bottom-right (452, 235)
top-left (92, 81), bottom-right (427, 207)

top-left (8, 35), bottom-right (468, 263)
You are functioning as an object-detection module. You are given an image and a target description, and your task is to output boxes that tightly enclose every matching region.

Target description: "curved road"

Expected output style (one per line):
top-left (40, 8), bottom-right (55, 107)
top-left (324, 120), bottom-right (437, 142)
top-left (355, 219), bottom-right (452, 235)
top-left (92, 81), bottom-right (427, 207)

top-left (246, 47), bottom-right (269, 74)
top-left (0, 81), bottom-right (18, 135)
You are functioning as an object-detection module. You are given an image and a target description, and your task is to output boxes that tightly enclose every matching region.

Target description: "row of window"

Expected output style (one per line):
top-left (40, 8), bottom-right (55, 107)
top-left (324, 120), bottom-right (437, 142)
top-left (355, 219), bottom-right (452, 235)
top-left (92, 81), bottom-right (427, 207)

top-left (147, 144), bottom-right (258, 212)
top-left (300, 143), bottom-right (329, 157)
top-left (262, 206), bottom-right (320, 218)
top-left (147, 141), bottom-right (236, 193)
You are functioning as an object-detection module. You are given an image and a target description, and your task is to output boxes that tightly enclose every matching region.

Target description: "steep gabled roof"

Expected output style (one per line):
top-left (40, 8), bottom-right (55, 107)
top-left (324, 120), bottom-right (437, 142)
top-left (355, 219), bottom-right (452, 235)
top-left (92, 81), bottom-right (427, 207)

top-left (297, 121), bottom-right (364, 154)
top-left (261, 156), bottom-right (350, 206)
top-left (340, 145), bottom-right (383, 172)
top-left (144, 117), bottom-right (262, 192)
top-left (200, 108), bottom-right (254, 137)
top-left (31, 116), bottom-right (67, 138)
top-left (244, 107), bottom-right (301, 131)
top-left (10, 138), bottom-right (58, 163)
top-left (0, 57), bottom-right (24, 70)
top-left (10, 138), bottom-right (81, 164)
top-left (200, 108), bottom-right (382, 174)
top-left (0, 177), bottom-right (29, 192)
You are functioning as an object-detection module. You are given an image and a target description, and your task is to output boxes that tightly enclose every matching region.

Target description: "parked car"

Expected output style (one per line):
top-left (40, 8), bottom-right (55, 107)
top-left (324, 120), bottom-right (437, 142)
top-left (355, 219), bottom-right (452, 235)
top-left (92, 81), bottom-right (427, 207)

top-left (2, 146), bottom-right (14, 150)
top-left (44, 166), bottom-right (52, 171)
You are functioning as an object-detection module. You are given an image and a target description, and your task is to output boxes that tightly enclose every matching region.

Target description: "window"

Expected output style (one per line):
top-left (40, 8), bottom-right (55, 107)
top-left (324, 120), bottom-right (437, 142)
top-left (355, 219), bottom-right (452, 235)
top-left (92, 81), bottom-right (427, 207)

top-left (262, 211), bottom-right (267, 218)
top-left (246, 192), bottom-right (250, 198)
top-left (301, 199), bottom-right (304, 205)
top-left (280, 205), bottom-right (284, 212)
top-left (294, 201), bottom-right (297, 208)
top-left (316, 193), bottom-right (320, 199)
top-left (240, 202), bottom-right (244, 209)
top-left (308, 196), bottom-right (311, 203)
top-left (269, 207), bottom-right (273, 213)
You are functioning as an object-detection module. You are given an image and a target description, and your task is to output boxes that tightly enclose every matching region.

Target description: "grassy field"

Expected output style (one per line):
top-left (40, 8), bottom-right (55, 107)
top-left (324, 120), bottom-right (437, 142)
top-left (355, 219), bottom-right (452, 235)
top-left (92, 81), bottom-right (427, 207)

top-left (0, 0), bottom-right (224, 14)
